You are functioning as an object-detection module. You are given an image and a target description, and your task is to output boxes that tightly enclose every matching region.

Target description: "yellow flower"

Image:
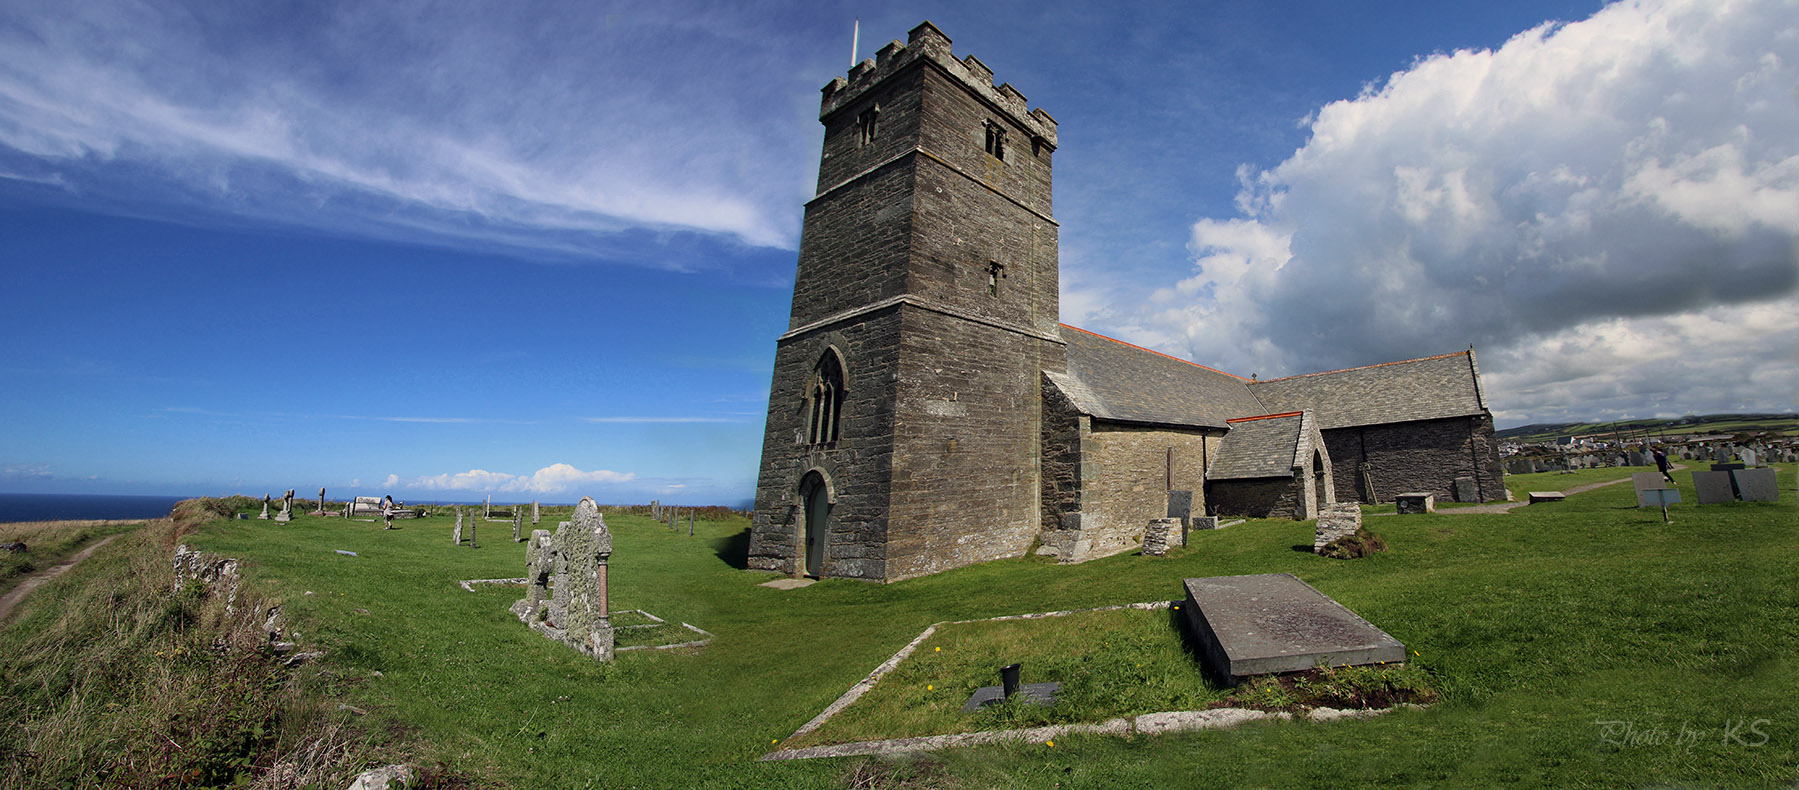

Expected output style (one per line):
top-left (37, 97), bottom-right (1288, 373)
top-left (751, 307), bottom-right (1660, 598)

top-left (927, 685), bottom-right (934, 691)
top-left (1046, 740), bottom-right (1055, 747)
top-left (934, 646), bottom-right (941, 652)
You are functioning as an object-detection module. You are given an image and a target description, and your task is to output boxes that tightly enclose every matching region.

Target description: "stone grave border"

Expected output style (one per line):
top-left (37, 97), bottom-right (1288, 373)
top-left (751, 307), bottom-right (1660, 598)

top-left (765, 599), bottom-right (1420, 761)
top-left (456, 578), bottom-right (713, 652)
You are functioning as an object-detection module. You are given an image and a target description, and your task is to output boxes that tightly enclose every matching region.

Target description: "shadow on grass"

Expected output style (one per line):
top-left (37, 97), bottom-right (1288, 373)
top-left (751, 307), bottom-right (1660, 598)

top-left (714, 527), bottom-right (751, 570)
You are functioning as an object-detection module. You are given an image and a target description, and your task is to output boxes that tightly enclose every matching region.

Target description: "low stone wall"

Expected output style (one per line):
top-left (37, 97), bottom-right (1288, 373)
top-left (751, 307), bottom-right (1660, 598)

top-left (1313, 504), bottom-right (1361, 554)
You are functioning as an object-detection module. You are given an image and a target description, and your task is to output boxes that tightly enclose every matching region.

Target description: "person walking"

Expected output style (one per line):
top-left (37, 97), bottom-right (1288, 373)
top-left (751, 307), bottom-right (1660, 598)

top-left (1652, 447), bottom-right (1675, 483)
top-left (382, 495), bottom-right (396, 529)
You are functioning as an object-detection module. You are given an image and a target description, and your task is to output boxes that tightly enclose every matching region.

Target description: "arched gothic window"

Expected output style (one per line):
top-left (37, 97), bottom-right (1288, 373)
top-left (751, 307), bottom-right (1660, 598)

top-left (807, 351), bottom-right (846, 445)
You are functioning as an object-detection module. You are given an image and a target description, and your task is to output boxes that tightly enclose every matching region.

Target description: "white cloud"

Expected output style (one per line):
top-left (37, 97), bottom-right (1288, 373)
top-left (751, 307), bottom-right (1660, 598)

top-left (384, 463), bottom-right (634, 495)
top-left (1139, 0), bottom-right (1799, 421)
top-left (0, 1), bottom-right (822, 257)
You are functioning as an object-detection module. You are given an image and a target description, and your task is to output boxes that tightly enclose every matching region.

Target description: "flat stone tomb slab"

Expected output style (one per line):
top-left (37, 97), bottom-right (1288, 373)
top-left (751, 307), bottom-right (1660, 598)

top-left (1732, 468), bottom-right (1779, 502)
top-left (1528, 491), bottom-right (1565, 503)
top-left (1692, 471), bottom-right (1737, 504)
top-left (1182, 574), bottom-right (1405, 685)
top-left (961, 682), bottom-right (1061, 713)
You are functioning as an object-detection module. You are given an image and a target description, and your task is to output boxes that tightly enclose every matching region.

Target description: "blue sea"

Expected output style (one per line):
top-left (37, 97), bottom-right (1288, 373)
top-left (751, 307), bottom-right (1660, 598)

top-left (0, 493), bottom-right (193, 523)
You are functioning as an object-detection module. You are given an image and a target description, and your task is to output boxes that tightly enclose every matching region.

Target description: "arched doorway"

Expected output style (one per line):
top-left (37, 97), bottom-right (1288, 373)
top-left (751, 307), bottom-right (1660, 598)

top-left (798, 471), bottom-right (832, 577)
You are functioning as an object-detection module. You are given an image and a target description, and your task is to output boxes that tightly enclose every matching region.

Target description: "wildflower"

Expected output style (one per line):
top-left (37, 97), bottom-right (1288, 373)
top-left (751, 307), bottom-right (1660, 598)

top-left (927, 685), bottom-right (934, 691)
top-left (1046, 740), bottom-right (1055, 747)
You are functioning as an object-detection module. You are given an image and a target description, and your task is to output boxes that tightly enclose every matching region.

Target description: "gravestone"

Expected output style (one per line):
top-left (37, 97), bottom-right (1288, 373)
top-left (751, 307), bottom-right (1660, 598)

top-left (1191, 516), bottom-right (1220, 531)
top-left (1712, 463), bottom-right (1745, 472)
top-left (317, 487), bottom-right (327, 514)
top-left (1143, 518), bottom-right (1177, 557)
top-left (1740, 448), bottom-right (1758, 467)
top-left (1732, 468), bottom-right (1778, 502)
top-left (1715, 446), bottom-right (1734, 463)
top-left (468, 516), bottom-right (476, 548)
top-left (1692, 471), bottom-right (1737, 504)
top-left (511, 497), bottom-right (614, 661)
top-left (1394, 493), bottom-right (1434, 514)
top-left (532, 501), bottom-right (540, 525)
top-left (1632, 473), bottom-right (1677, 507)
top-left (513, 511), bottom-right (524, 542)
top-left (1313, 503), bottom-right (1361, 554)
top-left (453, 508), bottom-right (464, 544)
top-left (1167, 490), bottom-right (1193, 526)
top-left (1180, 574), bottom-right (1406, 685)
top-left (259, 495), bottom-right (271, 520)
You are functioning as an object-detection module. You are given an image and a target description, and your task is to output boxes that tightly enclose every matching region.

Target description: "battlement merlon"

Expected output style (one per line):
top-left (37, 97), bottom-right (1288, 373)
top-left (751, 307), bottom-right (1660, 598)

top-left (819, 20), bottom-right (1058, 150)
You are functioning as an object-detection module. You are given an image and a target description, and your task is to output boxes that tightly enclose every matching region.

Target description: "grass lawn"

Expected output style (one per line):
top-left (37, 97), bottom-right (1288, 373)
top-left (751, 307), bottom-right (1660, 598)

top-left (159, 466), bottom-right (1799, 786)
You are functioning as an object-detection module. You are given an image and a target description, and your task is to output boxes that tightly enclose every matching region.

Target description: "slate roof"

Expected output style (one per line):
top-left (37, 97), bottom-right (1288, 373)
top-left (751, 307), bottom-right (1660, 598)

top-left (1247, 351), bottom-right (1488, 430)
top-left (1207, 411), bottom-right (1315, 480)
top-left (1053, 325), bottom-right (1266, 429)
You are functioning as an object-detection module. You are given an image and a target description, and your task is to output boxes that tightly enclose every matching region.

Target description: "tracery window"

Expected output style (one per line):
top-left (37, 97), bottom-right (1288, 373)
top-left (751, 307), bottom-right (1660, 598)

top-left (806, 351), bottom-right (846, 445)
top-left (983, 120), bottom-right (1006, 160)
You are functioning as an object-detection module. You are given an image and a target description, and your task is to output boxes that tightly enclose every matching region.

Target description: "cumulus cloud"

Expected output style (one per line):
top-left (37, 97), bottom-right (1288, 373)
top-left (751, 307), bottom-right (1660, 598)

top-left (1136, 0), bottom-right (1799, 421)
top-left (0, 0), bottom-right (823, 257)
top-left (384, 463), bottom-right (634, 495)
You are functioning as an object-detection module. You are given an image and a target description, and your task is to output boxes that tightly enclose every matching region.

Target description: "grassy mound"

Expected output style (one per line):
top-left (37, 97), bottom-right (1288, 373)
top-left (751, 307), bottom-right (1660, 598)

top-left (0, 499), bottom-right (377, 788)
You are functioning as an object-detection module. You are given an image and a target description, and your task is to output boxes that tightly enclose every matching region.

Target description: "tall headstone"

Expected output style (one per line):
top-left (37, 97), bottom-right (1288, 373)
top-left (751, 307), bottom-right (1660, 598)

top-left (1740, 448), bottom-right (1758, 467)
top-left (318, 487), bottom-right (326, 514)
top-left (259, 495), bottom-right (271, 520)
top-left (513, 511), bottom-right (523, 542)
top-left (484, 495), bottom-right (491, 520)
top-left (468, 516), bottom-right (476, 548)
top-left (532, 501), bottom-right (540, 525)
top-left (453, 508), bottom-right (464, 544)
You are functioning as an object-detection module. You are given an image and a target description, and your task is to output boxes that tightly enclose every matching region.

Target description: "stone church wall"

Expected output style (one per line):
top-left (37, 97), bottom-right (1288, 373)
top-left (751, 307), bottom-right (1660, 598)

top-left (883, 307), bottom-right (1060, 580)
top-left (748, 310), bottom-right (902, 579)
top-left (1072, 423), bottom-right (1215, 558)
top-left (1322, 415), bottom-right (1504, 504)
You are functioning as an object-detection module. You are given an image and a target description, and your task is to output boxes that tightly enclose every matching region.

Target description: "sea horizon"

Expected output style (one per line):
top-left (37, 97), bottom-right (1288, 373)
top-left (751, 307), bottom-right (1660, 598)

top-left (0, 492), bottom-right (593, 524)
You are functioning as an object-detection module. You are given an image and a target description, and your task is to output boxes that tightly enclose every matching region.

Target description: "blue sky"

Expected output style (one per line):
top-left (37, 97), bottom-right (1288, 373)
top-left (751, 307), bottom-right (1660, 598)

top-left (3, 0), bottom-right (1795, 504)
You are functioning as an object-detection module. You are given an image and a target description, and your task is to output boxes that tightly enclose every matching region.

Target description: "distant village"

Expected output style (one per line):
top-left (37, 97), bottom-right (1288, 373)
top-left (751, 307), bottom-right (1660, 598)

top-left (1498, 420), bottom-right (1798, 474)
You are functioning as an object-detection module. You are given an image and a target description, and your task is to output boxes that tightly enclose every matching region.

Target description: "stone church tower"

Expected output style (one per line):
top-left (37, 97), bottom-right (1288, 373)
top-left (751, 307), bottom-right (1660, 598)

top-left (747, 22), bottom-right (1065, 582)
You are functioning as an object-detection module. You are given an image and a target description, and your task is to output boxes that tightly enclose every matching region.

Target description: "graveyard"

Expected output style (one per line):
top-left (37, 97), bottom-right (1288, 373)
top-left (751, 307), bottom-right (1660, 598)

top-left (0, 465), bottom-right (1792, 786)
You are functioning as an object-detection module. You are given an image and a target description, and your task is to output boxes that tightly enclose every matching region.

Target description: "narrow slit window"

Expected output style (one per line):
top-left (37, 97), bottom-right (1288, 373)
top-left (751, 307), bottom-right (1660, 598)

top-left (983, 120), bottom-right (1006, 160)
top-left (987, 262), bottom-right (1005, 297)
top-left (858, 104), bottom-right (880, 146)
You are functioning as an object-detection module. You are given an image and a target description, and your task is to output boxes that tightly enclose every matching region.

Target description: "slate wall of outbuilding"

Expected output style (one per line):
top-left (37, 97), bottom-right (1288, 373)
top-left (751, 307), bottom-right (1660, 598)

top-left (1207, 475), bottom-right (1306, 520)
top-left (1322, 415), bottom-right (1504, 504)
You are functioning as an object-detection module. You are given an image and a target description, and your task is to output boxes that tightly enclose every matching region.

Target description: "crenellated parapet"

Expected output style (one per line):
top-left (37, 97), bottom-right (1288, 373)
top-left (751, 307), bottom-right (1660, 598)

top-left (820, 20), bottom-right (1057, 151)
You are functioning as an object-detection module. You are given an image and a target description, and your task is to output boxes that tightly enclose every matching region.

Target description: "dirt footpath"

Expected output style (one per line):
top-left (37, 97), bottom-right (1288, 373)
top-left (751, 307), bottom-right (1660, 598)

top-left (0, 534), bottom-right (124, 623)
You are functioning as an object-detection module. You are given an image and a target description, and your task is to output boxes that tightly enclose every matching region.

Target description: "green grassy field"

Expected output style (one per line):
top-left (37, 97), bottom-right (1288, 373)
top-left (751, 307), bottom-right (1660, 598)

top-left (8, 465), bottom-right (1797, 787)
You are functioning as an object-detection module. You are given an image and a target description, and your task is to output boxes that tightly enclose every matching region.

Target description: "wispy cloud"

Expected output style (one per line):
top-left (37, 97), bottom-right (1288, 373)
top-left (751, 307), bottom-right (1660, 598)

top-left (580, 417), bottom-right (740, 424)
top-left (1120, 0), bottom-right (1799, 421)
top-left (0, 1), bottom-right (830, 261)
top-left (0, 462), bottom-right (54, 482)
top-left (157, 407), bottom-right (528, 424)
top-left (384, 463), bottom-right (634, 494)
